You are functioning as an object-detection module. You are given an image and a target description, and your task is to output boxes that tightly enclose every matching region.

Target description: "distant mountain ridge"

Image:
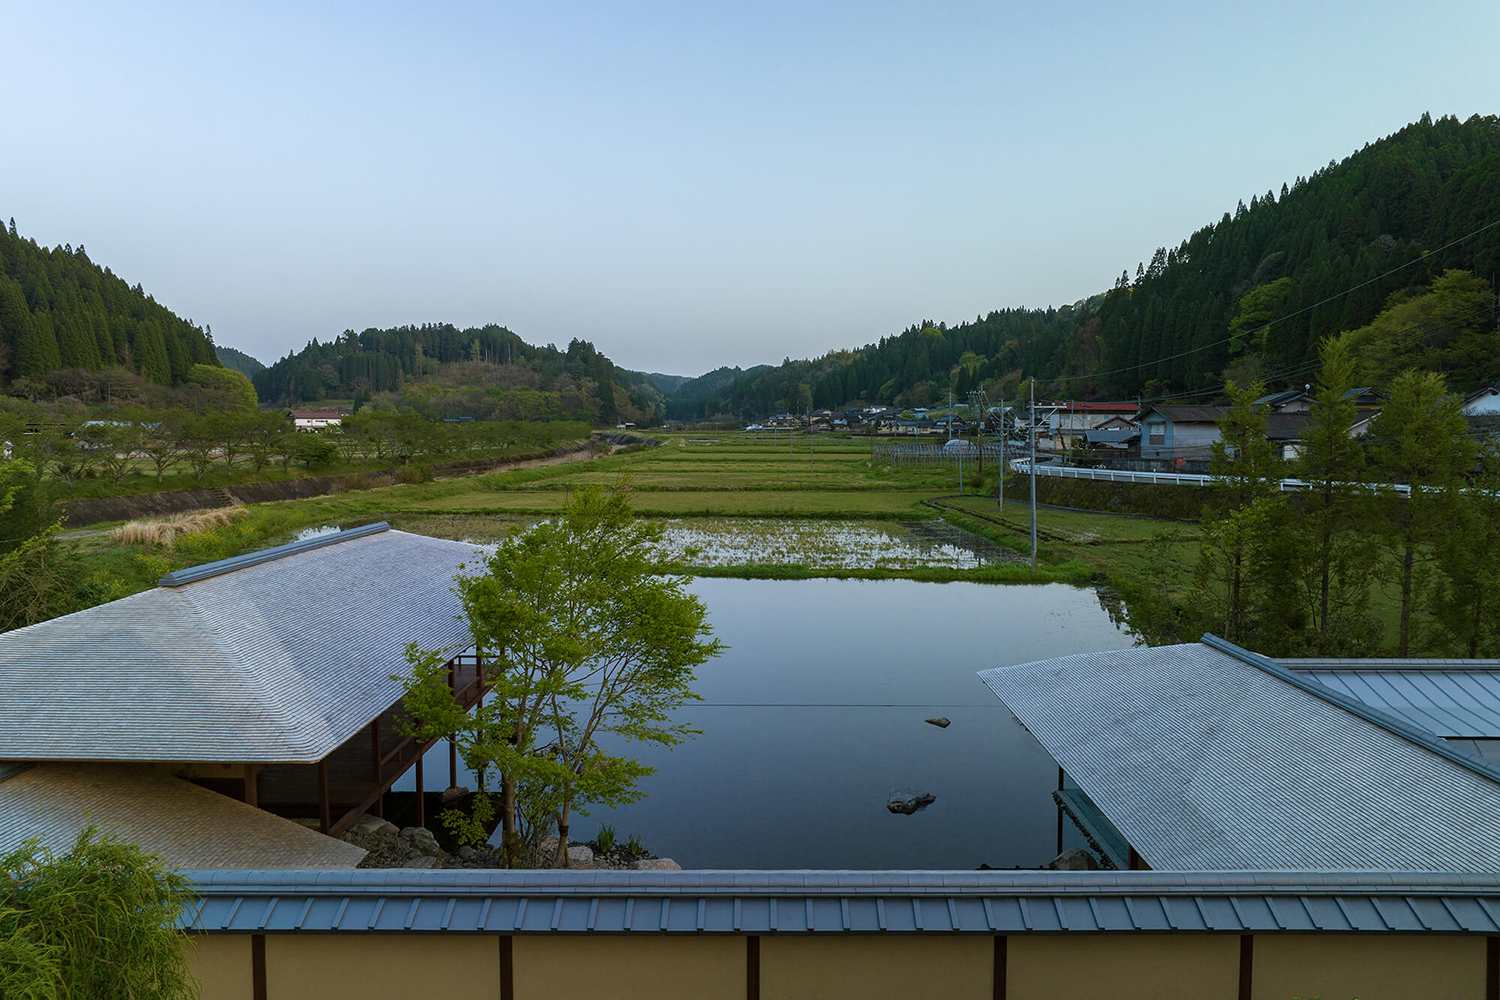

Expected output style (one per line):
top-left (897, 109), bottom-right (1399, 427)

top-left (252, 323), bottom-right (671, 425)
top-left (216, 345), bottom-right (264, 377)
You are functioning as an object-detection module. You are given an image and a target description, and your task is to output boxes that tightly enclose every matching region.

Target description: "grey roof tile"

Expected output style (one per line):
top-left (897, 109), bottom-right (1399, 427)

top-left (978, 641), bottom-right (1500, 872)
top-left (0, 528), bottom-right (479, 762)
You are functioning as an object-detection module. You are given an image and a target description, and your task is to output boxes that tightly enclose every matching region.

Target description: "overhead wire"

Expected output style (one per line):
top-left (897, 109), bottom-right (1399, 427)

top-left (1042, 216), bottom-right (1500, 386)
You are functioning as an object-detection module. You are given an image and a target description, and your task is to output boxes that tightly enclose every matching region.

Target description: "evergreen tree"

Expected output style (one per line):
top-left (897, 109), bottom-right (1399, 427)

top-left (1294, 336), bottom-right (1373, 653)
top-left (1366, 369), bottom-right (1476, 656)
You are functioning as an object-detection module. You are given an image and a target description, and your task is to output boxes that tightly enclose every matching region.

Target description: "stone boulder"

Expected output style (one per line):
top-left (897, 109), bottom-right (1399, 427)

top-left (1048, 848), bottom-right (1100, 871)
top-left (886, 788), bottom-right (936, 814)
top-left (566, 844), bottom-right (595, 868)
top-left (404, 855), bottom-right (439, 870)
top-left (924, 717), bottom-right (951, 728)
top-left (630, 858), bottom-right (682, 871)
top-left (440, 785), bottom-right (470, 805)
top-left (399, 826), bottom-right (443, 858)
top-left (348, 813), bottom-right (399, 838)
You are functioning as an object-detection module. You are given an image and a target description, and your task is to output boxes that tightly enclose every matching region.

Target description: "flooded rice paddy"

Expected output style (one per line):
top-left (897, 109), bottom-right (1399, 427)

top-left (387, 514), bottom-right (1023, 569)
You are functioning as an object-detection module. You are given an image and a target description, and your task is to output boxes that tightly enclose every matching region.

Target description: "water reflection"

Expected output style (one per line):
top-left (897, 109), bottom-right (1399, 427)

top-left (400, 578), bottom-right (1131, 869)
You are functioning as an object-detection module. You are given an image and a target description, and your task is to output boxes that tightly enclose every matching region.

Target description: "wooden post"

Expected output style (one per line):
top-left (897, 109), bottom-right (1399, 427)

top-left (415, 752), bottom-right (425, 829)
top-left (318, 760), bottom-right (331, 835)
top-left (243, 763), bottom-right (259, 808)
top-left (1055, 767), bottom-right (1064, 855)
top-left (371, 718), bottom-right (382, 782)
top-left (448, 657), bottom-right (459, 789)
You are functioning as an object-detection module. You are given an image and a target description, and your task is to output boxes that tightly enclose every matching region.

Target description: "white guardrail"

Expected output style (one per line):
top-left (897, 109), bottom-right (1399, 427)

top-left (1009, 460), bottom-right (1414, 498)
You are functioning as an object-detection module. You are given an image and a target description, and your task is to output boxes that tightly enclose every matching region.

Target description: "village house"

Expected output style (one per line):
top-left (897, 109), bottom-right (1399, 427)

top-left (287, 408), bottom-right (342, 431)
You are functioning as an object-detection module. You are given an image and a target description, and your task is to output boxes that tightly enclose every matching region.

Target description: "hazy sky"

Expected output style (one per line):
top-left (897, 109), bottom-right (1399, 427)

top-left (2, 2), bottom-right (1496, 376)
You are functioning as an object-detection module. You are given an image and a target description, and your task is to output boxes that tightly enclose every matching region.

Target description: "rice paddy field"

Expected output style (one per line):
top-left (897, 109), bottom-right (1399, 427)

top-left (68, 431), bottom-right (1148, 594)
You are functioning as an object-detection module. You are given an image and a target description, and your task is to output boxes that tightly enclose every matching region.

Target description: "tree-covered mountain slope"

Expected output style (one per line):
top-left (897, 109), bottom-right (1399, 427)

top-left (253, 323), bottom-right (662, 425)
top-left (215, 345), bottom-right (264, 377)
top-left (0, 219), bottom-right (221, 388)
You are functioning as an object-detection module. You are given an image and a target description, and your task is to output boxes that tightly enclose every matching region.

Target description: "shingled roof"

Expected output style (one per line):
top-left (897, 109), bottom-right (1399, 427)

top-left (0, 525), bottom-right (479, 762)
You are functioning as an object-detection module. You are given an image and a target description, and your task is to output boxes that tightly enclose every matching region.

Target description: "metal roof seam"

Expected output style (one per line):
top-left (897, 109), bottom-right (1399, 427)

top-left (1203, 634), bottom-right (1500, 786)
top-left (158, 522), bottom-right (391, 587)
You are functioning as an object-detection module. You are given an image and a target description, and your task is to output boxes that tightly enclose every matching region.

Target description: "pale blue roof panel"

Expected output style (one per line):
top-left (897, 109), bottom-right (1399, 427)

top-left (1281, 662), bottom-right (1500, 738)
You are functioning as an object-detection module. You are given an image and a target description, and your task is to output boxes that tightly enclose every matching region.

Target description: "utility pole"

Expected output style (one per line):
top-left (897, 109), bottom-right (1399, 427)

top-left (808, 407), bottom-right (814, 471)
top-left (1030, 380), bottom-right (1038, 573)
top-left (998, 395), bottom-right (1004, 510)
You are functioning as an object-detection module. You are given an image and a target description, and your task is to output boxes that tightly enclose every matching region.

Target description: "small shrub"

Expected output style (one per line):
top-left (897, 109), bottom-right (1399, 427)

top-left (595, 823), bottom-right (615, 854)
top-left (395, 463), bottom-right (435, 485)
top-left (626, 833), bottom-right (645, 856)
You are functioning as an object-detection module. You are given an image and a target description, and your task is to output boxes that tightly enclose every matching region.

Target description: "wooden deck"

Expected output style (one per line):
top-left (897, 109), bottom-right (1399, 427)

top-left (251, 653), bottom-right (488, 836)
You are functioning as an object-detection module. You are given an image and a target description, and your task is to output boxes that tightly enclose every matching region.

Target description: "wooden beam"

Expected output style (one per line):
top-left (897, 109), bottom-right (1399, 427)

top-left (370, 718), bottom-right (382, 783)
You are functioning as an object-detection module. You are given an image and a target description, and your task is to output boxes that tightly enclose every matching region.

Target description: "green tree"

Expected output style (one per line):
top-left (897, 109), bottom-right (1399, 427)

top-left (1429, 443), bottom-right (1500, 657)
top-left (1367, 369), bottom-right (1476, 656)
top-left (399, 486), bottom-right (723, 866)
top-left (1294, 336), bottom-right (1373, 653)
top-left (0, 826), bottom-right (196, 1000)
top-left (1196, 381), bottom-right (1300, 647)
top-left (243, 411), bottom-right (287, 474)
top-left (1344, 270), bottom-right (1498, 388)
top-left (186, 363), bottom-right (257, 410)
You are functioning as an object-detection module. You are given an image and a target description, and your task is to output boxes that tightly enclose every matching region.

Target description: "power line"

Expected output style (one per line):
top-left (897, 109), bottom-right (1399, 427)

top-left (1044, 216), bottom-right (1500, 385)
top-left (1112, 300), bottom-right (1500, 410)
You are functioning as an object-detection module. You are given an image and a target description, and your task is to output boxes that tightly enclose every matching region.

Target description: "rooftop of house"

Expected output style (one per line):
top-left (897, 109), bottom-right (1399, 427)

top-left (978, 635), bottom-right (1500, 872)
top-left (0, 524), bottom-right (478, 763)
top-left (0, 763), bottom-right (366, 868)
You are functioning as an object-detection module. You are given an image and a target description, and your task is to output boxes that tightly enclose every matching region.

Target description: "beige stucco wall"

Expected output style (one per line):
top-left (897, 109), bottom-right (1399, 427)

top-left (513, 936), bottom-right (743, 999)
top-left (1009, 934), bottom-right (1240, 1000)
top-left (185, 935), bottom-right (252, 1000)
top-left (760, 936), bottom-right (991, 1000)
top-left (265, 935), bottom-right (500, 999)
top-left (1253, 934), bottom-right (1485, 1000)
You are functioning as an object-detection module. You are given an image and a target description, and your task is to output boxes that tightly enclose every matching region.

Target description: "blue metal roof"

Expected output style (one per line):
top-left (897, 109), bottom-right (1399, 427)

top-left (180, 869), bottom-right (1500, 935)
top-left (978, 637), bottom-right (1500, 872)
top-left (1278, 659), bottom-right (1500, 738)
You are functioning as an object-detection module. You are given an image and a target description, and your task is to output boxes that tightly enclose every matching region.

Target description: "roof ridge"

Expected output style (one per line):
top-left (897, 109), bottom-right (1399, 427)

top-left (1201, 633), bottom-right (1500, 786)
top-left (158, 522), bottom-right (390, 588)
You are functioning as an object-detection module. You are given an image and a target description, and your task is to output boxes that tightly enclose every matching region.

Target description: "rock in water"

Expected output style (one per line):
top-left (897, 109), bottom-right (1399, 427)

top-left (1048, 848), bottom-right (1100, 871)
top-left (887, 788), bottom-right (937, 814)
top-left (924, 717), bottom-right (951, 728)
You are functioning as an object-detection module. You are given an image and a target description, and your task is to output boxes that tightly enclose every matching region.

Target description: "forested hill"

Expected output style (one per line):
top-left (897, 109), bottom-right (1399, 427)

top-left (674, 113), bottom-right (1500, 419)
top-left (0, 220), bottom-right (221, 387)
top-left (215, 345), bottom-right (264, 377)
top-left (252, 324), bottom-right (662, 426)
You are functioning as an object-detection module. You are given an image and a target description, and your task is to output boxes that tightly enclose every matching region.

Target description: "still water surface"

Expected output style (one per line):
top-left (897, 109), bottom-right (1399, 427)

top-left (403, 578), bottom-right (1131, 869)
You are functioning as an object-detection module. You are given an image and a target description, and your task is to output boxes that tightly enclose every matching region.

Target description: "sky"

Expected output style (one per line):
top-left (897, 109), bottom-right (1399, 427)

top-left (2, 1), bottom-right (1497, 377)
